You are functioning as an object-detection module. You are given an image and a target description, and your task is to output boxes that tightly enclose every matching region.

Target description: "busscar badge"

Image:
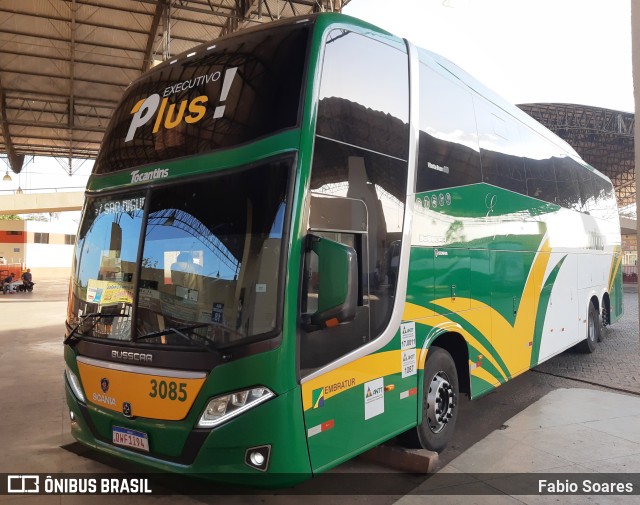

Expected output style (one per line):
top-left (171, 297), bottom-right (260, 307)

top-left (101, 378), bottom-right (109, 393)
top-left (122, 402), bottom-right (132, 418)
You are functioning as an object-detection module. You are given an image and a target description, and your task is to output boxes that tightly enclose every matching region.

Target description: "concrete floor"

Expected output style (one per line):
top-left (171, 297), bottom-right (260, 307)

top-left (1, 279), bottom-right (639, 504)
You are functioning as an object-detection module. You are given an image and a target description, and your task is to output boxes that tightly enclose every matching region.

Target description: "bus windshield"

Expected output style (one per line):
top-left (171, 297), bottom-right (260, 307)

top-left (68, 159), bottom-right (291, 349)
top-left (94, 22), bottom-right (309, 174)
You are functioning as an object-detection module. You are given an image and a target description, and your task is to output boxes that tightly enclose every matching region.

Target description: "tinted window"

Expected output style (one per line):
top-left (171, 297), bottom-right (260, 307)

top-left (577, 166), bottom-right (597, 213)
top-left (589, 172), bottom-right (618, 220)
top-left (554, 155), bottom-right (582, 211)
top-left (301, 138), bottom-right (407, 371)
top-left (301, 30), bottom-right (409, 373)
top-left (519, 126), bottom-right (558, 204)
top-left (67, 160), bottom-right (292, 348)
top-left (136, 162), bottom-right (290, 345)
top-left (95, 23), bottom-right (309, 173)
top-left (68, 192), bottom-right (145, 339)
top-left (34, 232), bottom-right (50, 244)
top-left (316, 29), bottom-right (409, 160)
top-left (416, 63), bottom-right (481, 192)
top-left (475, 98), bottom-right (527, 195)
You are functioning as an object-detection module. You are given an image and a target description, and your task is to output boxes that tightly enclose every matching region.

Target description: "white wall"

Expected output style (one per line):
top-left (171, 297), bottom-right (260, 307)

top-left (24, 220), bottom-right (78, 278)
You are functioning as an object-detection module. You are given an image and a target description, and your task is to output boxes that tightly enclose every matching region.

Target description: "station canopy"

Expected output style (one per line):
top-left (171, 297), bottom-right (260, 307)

top-left (518, 103), bottom-right (635, 208)
top-left (0, 0), bottom-right (350, 173)
top-left (0, 1), bottom-right (634, 210)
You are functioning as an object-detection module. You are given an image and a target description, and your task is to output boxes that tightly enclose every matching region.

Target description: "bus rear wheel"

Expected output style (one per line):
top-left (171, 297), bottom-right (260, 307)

top-left (417, 347), bottom-right (459, 453)
top-left (577, 302), bottom-right (600, 353)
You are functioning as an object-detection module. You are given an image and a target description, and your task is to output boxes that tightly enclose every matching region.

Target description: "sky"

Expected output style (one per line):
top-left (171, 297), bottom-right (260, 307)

top-left (344, 0), bottom-right (634, 112)
top-left (1, 0), bottom-right (633, 208)
top-left (0, 156), bottom-right (92, 223)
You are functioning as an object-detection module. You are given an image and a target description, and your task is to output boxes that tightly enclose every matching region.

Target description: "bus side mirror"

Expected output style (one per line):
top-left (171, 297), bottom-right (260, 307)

top-left (304, 235), bottom-right (358, 331)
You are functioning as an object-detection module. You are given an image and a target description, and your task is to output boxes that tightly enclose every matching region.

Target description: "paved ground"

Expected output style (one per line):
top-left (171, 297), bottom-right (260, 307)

top-left (535, 286), bottom-right (640, 395)
top-left (0, 279), bottom-right (638, 504)
top-left (397, 388), bottom-right (640, 505)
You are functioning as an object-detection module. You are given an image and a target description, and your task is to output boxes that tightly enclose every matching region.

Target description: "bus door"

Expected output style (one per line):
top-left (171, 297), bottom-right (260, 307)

top-left (298, 153), bottom-right (414, 473)
top-left (298, 193), bottom-right (372, 470)
top-left (298, 25), bottom-right (412, 473)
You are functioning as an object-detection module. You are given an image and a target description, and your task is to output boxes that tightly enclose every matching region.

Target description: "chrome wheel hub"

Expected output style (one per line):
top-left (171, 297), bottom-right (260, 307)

top-left (426, 371), bottom-right (455, 434)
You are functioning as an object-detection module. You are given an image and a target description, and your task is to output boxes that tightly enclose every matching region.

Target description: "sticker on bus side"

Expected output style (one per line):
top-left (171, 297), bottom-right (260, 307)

top-left (402, 349), bottom-right (417, 378)
top-left (364, 378), bottom-right (384, 420)
top-left (400, 322), bottom-right (417, 378)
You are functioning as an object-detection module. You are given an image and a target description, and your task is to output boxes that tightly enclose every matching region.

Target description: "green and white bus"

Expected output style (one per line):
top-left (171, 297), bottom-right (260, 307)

top-left (64, 13), bottom-right (623, 486)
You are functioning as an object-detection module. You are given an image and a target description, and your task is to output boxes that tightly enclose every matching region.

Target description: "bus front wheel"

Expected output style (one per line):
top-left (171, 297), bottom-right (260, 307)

top-left (417, 347), bottom-right (459, 453)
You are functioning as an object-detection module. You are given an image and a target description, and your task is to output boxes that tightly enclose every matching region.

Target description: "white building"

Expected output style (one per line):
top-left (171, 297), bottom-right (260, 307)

top-left (0, 219), bottom-right (77, 278)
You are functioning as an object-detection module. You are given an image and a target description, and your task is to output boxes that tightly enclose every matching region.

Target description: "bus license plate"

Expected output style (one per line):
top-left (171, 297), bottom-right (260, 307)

top-left (112, 426), bottom-right (149, 452)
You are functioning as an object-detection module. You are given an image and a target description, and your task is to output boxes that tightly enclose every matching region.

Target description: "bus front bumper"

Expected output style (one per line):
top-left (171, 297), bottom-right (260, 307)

top-left (64, 377), bottom-right (312, 487)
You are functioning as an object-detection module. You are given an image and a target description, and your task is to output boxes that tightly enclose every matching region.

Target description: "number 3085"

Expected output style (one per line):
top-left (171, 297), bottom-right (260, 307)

top-left (149, 379), bottom-right (187, 402)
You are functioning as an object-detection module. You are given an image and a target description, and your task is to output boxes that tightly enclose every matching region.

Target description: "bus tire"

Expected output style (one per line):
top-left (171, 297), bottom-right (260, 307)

top-left (577, 303), bottom-right (600, 353)
top-left (417, 347), bottom-right (459, 453)
top-left (599, 305), bottom-right (609, 341)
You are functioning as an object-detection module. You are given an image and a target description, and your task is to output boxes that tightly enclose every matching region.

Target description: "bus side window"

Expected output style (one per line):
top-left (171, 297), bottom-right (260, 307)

top-left (474, 98), bottom-right (527, 195)
top-left (301, 139), bottom-right (408, 371)
top-left (554, 155), bottom-right (583, 211)
top-left (300, 29), bottom-right (409, 375)
top-left (577, 166), bottom-right (597, 214)
top-left (416, 63), bottom-right (481, 192)
top-left (590, 172), bottom-right (617, 220)
top-left (519, 125), bottom-right (558, 204)
top-left (315, 29), bottom-right (409, 161)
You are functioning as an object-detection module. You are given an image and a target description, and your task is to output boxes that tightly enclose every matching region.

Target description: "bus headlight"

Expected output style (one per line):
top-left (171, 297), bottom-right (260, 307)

top-left (65, 366), bottom-right (86, 403)
top-left (197, 387), bottom-right (275, 428)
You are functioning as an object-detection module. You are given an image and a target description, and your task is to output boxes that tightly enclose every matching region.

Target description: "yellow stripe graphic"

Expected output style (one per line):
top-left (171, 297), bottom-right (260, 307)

top-left (301, 350), bottom-right (402, 411)
top-left (469, 361), bottom-right (500, 387)
top-left (407, 239), bottom-right (554, 380)
top-left (608, 246), bottom-right (622, 293)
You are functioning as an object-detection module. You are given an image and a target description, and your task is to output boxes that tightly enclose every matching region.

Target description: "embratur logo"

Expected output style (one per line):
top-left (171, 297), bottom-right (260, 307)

top-left (312, 388), bottom-right (325, 408)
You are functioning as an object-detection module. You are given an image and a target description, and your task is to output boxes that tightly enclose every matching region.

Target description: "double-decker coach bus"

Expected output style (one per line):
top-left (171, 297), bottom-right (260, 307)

top-left (64, 13), bottom-right (623, 486)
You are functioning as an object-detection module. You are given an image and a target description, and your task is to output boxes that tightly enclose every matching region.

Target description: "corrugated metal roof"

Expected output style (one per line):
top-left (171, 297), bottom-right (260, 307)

top-left (0, 0), bottom-right (350, 172)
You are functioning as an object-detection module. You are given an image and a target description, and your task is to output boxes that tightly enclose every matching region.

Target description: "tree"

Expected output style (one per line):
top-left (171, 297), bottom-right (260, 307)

top-left (24, 214), bottom-right (48, 222)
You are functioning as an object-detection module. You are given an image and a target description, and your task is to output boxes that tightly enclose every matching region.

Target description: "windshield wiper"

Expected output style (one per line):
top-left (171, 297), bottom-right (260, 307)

top-left (64, 311), bottom-right (130, 346)
top-left (135, 324), bottom-right (219, 353)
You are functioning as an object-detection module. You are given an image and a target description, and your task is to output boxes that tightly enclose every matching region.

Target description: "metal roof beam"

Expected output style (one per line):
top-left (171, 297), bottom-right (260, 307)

top-left (220, 0), bottom-right (252, 37)
top-left (178, 0), bottom-right (238, 10)
top-left (61, 0), bottom-right (228, 26)
top-left (0, 7), bottom-right (152, 36)
top-left (0, 76), bottom-right (24, 173)
top-left (142, 0), bottom-right (167, 72)
top-left (2, 138), bottom-right (98, 149)
top-left (0, 48), bottom-right (141, 72)
top-left (1, 68), bottom-right (126, 88)
top-left (136, 0), bottom-right (261, 23)
top-left (1, 145), bottom-right (98, 158)
top-left (69, 0), bottom-right (77, 134)
top-left (5, 103), bottom-right (112, 122)
top-left (262, 0), bottom-right (277, 21)
top-left (4, 133), bottom-right (101, 144)
top-left (7, 119), bottom-right (106, 134)
top-left (0, 27), bottom-right (147, 55)
top-left (2, 88), bottom-right (118, 106)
